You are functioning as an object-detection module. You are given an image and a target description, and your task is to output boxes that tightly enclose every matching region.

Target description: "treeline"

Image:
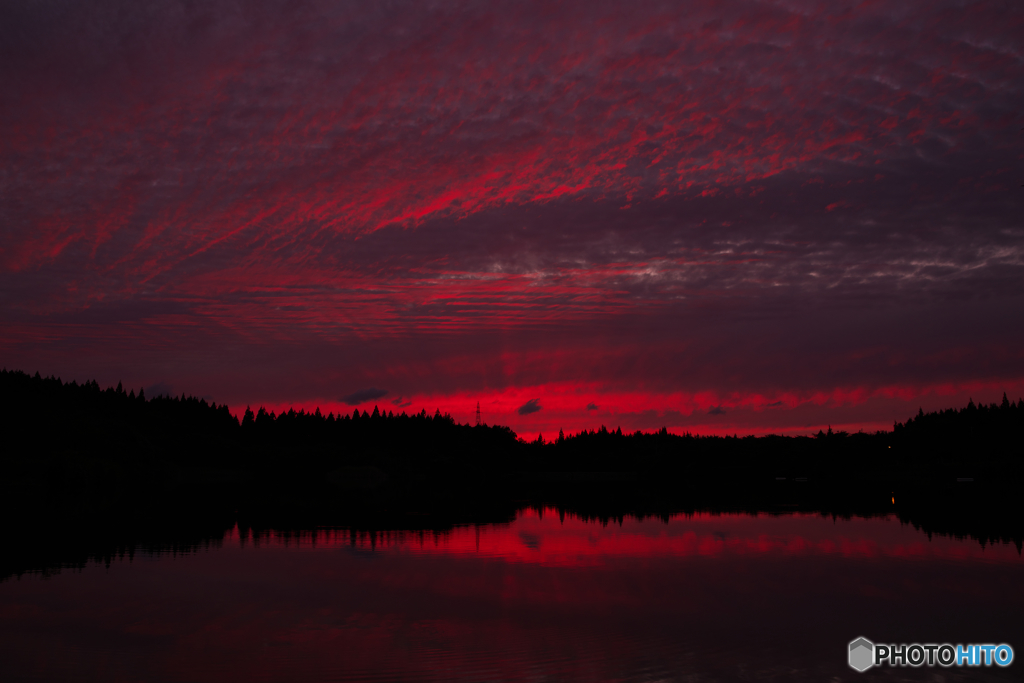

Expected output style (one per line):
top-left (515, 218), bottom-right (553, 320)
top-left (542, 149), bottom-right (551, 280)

top-left (1, 369), bottom-right (519, 472)
top-left (4, 368), bottom-right (1023, 481)
top-left (533, 394), bottom-right (1024, 479)
top-left (1, 368), bottom-right (1022, 577)
top-left (893, 396), bottom-right (1024, 448)
top-left (0, 369), bottom-right (523, 530)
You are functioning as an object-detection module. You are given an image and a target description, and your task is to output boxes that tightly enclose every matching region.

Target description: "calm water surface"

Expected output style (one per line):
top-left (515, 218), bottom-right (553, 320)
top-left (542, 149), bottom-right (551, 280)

top-left (1, 510), bottom-right (1020, 682)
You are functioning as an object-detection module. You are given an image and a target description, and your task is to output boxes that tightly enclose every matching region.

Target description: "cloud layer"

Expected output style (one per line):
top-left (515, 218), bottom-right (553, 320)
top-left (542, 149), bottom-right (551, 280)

top-left (1, 0), bottom-right (1022, 435)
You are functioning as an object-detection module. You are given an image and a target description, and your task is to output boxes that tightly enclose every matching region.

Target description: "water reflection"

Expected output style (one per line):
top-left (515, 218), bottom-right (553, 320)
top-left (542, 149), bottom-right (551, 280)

top-left (1, 511), bottom-right (1020, 682)
top-left (245, 510), bottom-right (1022, 566)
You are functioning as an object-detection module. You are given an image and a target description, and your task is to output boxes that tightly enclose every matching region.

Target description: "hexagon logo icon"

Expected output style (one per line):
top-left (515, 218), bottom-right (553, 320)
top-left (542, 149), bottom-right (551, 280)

top-left (849, 637), bottom-right (874, 672)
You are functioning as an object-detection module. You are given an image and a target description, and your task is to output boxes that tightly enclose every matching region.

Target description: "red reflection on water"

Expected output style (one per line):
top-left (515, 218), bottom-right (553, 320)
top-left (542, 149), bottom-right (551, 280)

top-left (228, 509), bottom-right (1023, 566)
top-left (1, 511), bottom-right (1022, 683)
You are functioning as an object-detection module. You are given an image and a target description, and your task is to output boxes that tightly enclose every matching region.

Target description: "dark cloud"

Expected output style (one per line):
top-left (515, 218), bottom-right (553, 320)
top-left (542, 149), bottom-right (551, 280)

top-left (391, 397), bottom-right (412, 408)
top-left (341, 388), bottom-right (388, 405)
top-left (145, 382), bottom-right (174, 398)
top-left (517, 399), bottom-right (542, 416)
top-left (586, 403), bottom-right (598, 411)
top-left (708, 406), bottom-right (726, 416)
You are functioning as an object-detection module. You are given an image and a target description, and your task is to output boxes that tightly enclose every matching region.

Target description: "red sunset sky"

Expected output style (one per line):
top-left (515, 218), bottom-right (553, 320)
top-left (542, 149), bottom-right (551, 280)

top-left (1, 0), bottom-right (1022, 438)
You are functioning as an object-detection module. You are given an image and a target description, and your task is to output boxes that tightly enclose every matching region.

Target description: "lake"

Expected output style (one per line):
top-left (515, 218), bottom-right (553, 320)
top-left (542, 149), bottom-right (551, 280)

top-left (1, 509), bottom-right (1020, 682)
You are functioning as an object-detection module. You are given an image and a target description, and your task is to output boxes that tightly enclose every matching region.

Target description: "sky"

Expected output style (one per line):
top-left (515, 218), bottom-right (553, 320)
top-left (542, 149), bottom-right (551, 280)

top-left (2, 0), bottom-right (1022, 438)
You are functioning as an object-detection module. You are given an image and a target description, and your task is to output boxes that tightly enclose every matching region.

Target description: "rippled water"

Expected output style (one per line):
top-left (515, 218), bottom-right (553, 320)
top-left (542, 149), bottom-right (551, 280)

top-left (1, 510), bottom-right (1020, 682)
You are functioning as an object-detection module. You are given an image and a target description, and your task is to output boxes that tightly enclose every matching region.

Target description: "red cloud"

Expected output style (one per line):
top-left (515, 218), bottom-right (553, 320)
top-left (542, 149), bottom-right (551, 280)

top-left (2, 0), bottom-right (1022, 435)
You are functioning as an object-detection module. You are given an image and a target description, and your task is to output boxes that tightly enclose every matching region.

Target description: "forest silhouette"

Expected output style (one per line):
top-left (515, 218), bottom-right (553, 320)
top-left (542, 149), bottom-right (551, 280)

top-left (2, 368), bottom-right (1022, 578)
